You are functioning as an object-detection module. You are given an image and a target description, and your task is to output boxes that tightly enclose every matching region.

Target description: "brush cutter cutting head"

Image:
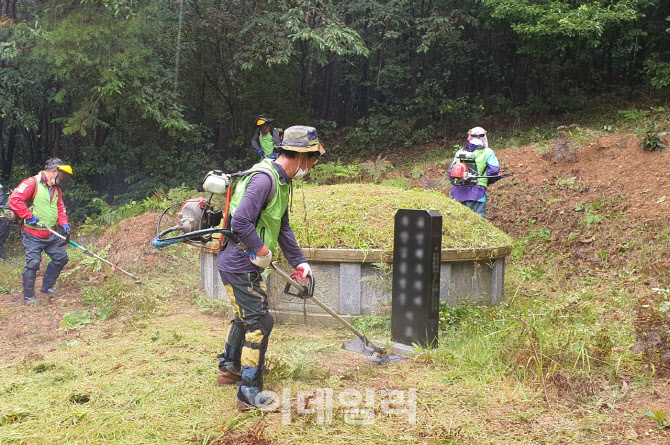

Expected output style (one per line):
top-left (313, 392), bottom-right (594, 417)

top-left (342, 337), bottom-right (377, 356)
top-left (342, 338), bottom-right (404, 363)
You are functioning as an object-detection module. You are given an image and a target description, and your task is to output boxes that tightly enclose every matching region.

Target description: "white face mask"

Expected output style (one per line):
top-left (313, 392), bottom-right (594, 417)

top-left (293, 157), bottom-right (309, 179)
top-left (294, 167), bottom-right (308, 180)
top-left (47, 170), bottom-right (58, 187)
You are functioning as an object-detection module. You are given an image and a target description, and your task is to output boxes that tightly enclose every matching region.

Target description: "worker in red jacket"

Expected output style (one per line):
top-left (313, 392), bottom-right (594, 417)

top-left (9, 158), bottom-right (73, 304)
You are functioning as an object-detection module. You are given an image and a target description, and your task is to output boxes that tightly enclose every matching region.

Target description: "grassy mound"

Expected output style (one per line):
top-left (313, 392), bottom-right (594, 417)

top-left (289, 183), bottom-right (512, 250)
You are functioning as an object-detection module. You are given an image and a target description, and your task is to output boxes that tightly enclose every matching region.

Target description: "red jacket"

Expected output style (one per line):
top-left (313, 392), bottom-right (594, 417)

top-left (9, 172), bottom-right (69, 239)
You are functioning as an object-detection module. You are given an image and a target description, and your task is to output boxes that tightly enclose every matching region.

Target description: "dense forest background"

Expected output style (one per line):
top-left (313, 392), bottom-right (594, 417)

top-left (1, 0), bottom-right (669, 219)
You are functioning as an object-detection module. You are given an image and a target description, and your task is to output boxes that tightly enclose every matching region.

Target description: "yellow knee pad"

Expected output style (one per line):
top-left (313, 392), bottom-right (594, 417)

top-left (241, 329), bottom-right (265, 368)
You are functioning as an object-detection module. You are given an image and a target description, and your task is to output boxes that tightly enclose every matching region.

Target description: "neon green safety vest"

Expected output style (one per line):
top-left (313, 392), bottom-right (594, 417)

top-left (471, 147), bottom-right (495, 187)
top-left (25, 175), bottom-right (60, 232)
top-left (229, 159), bottom-right (289, 254)
top-left (259, 131), bottom-right (274, 156)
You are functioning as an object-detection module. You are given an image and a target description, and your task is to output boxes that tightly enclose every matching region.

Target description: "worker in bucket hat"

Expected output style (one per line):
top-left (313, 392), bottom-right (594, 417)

top-left (216, 125), bottom-right (324, 411)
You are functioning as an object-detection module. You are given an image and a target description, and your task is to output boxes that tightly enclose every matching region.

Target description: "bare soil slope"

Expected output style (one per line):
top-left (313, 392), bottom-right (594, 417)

top-left (494, 134), bottom-right (670, 220)
top-left (0, 213), bottom-right (166, 365)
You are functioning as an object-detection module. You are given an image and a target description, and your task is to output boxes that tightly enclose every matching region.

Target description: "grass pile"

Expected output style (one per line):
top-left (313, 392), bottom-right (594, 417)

top-left (289, 183), bottom-right (512, 251)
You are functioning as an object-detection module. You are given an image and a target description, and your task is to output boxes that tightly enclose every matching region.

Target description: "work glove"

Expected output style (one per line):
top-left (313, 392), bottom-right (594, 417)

top-left (268, 152), bottom-right (278, 160)
top-left (26, 216), bottom-right (39, 225)
top-left (256, 148), bottom-right (266, 159)
top-left (59, 224), bottom-right (72, 246)
top-left (292, 262), bottom-right (312, 281)
top-left (249, 250), bottom-right (272, 269)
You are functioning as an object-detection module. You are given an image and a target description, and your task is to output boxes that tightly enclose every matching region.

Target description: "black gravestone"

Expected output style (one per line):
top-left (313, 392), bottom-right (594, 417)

top-left (391, 209), bottom-right (442, 348)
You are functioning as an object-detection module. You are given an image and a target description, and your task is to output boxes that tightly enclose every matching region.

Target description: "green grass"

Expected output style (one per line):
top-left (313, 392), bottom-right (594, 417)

top-left (290, 184), bottom-right (512, 251)
top-left (2, 110), bottom-right (669, 443)
top-left (0, 233), bottom-right (653, 444)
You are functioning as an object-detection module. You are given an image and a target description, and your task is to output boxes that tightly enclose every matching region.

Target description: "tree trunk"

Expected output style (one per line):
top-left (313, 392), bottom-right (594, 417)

top-left (50, 119), bottom-right (59, 158)
top-left (4, 126), bottom-right (17, 181)
top-left (0, 117), bottom-right (6, 181)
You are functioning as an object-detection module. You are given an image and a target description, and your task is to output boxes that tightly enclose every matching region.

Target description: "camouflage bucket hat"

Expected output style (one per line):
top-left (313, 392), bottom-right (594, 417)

top-left (279, 126), bottom-right (326, 154)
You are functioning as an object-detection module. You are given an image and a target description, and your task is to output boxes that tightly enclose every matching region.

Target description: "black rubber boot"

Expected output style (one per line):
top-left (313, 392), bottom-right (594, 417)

top-left (41, 261), bottom-right (64, 292)
top-left (22, 269), bottom-right (37, 300)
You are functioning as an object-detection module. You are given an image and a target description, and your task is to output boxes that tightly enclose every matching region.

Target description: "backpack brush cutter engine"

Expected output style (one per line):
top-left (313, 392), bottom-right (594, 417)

top-left (151, 170), bottom-right (239, 251)
top-left (154, 198), bottom-right (224, 247)
top-left (449, 149), bottom-right (513, 186)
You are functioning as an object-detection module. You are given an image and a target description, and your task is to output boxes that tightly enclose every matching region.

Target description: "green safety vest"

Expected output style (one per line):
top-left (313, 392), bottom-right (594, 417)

top-left (229, 159), bottom-right (289, 255)
top-left (259, 131), bottom-right (274, 156)
top-left (469, 147), bottom-right (495, 187)
top-left (25, 175), bottom-right (60, 232)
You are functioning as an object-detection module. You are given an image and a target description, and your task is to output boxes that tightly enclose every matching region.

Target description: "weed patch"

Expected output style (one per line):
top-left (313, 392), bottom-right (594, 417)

top-left (80, 275), bottom-right (158, 319)
top-left (59, 311), bottom-right (94, 331)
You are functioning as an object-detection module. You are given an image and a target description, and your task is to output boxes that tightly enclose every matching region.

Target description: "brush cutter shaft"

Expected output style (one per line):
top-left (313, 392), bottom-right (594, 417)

top-left (37, 223), bottom-right (139, 280)
top-left (151, 222), bottom-right (387, 355)
top-left (270, 264), bottom-right (386, 355)
top-left (151, 228), bottom-right (240, 250)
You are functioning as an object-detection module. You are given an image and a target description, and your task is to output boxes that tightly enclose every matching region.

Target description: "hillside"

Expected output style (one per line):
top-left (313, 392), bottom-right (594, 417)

top-left (1, 130), bottom-right (670, 444)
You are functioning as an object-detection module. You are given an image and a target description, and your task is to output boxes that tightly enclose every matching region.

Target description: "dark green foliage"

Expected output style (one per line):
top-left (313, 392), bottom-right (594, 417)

top-left (0, 0), bottom-right (669, 217)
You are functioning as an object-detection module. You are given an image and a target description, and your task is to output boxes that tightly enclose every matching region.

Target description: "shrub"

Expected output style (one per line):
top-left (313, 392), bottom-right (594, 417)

top-left (308, 161), bottom-right (360, 185)
top-left (640, 125), bottom-right (668, 152)
top-left (548, 131), bottom-right (577, 162)
top-left (359, 155), bottom-right (392, 182)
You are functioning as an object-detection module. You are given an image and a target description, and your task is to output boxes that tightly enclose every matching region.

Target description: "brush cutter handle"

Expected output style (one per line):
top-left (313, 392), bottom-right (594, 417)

top-left (471, 173), bottom-right (514, 179)
top-left (151, 228), bottom-right (242, 250)
top-left (283, 273), bottom-right (314, 299)
top-left (270, 263), bottom-right (312, 297)
top-left (270, 263), bottom-right (387, 356)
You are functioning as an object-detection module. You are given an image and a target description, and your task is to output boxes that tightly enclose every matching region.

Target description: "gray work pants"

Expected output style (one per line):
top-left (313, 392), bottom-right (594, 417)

top-left (21, 230), bottom-right (69, 298)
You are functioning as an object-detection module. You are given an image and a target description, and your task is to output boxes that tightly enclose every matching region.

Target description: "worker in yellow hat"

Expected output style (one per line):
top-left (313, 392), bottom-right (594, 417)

top-left (9, 158), bottom-right (73, 304)
top-left (251, 116), bottom-right (281, 160)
